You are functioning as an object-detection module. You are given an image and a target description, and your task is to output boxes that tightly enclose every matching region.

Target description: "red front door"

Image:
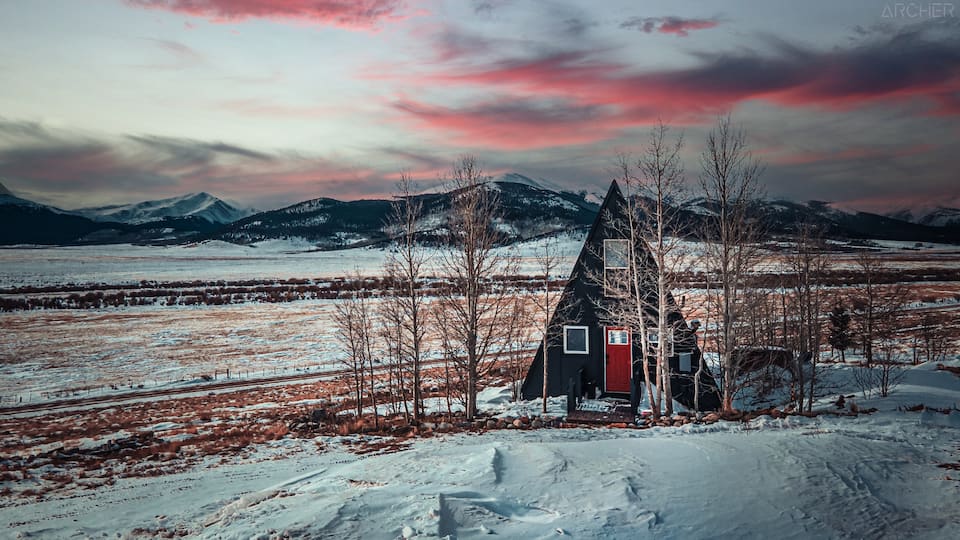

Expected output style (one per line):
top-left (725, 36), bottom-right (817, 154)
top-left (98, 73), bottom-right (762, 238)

top-left (605, 327), bottom-right (631, 393)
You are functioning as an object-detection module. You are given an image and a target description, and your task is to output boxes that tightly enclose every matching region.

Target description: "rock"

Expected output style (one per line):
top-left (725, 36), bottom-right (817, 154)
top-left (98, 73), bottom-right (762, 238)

top-left (531, 419), bottom-right (543, 429)
top-left (401, 525), bottom-right (416, 539)
top-left (519, 415), bottom-right (530, 424)
top-left (512, 419), bottom-right (524, 428)
top-left (420, 422), bottom-right (436, 430)
top-left (486, 419), bottom-right (499, 429)
top-left (437, 422), bottom-right (453, 432)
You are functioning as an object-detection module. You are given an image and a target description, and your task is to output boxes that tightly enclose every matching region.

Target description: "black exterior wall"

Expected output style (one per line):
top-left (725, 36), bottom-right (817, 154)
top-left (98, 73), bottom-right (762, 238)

top-left (520, 181), bottom-right (722, 411)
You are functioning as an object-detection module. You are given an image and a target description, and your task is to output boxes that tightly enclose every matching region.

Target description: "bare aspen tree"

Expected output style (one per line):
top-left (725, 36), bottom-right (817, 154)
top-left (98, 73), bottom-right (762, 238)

top-left (333, 294), bottom-right (367, 418)
top-left (383, 173), bottom-right (429, 423)
top-left (855, 250), bottom-right (882, 366)
top-left (379, 294), bottom-right (410, 422)
top-left (698, 113), bottom-right (765, 413)
top-left (916, 312), bottom-right (950, 365)
top-left (332, 276), bottom-right (378, 425)
top-left (530, 234), bottom-right (571, 412)
top-left (853, 250), bottom-right (907, 367)
top-left (693, 274), bottom-right (714, 418)
top-left (432, 304), bottom-right (462, 419)
top-left (358, 290), bottom-right (380, 429)
top-left (505, 295), bottom-right (535, 402)
top-left (635, 120), bottom-right (688, 416)
top-left (437, 156), bottom-right (518, 420)
top-left (788, 223), bottom-right (829, 412)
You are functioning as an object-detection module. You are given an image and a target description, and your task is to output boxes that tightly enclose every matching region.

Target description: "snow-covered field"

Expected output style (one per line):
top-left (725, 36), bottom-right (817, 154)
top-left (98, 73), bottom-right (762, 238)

top-left (2, 361), bottom-right (958, 539)
top-left (0, 235), bottom-right (587, 288)
top-left (0, 301), bottom-right (348, 401)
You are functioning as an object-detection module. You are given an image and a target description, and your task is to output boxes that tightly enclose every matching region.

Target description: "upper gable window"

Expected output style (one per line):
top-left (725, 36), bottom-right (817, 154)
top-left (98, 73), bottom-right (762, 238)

top-left (604, 239), bottom-right (629, 269)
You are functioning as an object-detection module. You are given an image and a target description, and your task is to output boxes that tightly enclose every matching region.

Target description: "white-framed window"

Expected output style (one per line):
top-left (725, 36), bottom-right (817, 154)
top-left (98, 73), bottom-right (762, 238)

top-left (563, 326), bottom-right (589, 354)
top-left (603, 239), bottom-right (629, 269)
top-left (648, 328), bottom-right (674, 356)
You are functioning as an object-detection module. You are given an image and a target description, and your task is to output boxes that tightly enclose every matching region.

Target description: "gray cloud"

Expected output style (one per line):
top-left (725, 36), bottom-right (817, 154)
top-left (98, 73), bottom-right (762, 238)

top-left (0, 119), bottom-right (391, 209)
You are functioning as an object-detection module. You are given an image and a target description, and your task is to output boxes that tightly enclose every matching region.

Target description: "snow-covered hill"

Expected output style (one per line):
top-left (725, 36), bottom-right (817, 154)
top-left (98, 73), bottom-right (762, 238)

top-left (74, 192), bottom-right (253, 225)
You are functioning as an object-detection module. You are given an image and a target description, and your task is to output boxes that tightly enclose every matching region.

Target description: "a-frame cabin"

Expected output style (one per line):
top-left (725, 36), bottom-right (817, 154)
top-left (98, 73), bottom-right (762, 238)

top-left (521, 180), bottom-right (722, 411)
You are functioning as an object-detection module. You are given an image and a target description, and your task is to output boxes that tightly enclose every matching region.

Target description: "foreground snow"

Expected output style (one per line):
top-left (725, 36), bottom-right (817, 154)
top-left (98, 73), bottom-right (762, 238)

top-left (3, 362), bottom-right (958, 539)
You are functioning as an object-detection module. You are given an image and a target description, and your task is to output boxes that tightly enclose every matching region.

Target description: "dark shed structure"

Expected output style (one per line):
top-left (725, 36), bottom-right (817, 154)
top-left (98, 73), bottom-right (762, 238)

top-left (521, 181), bottom-right (722, 411)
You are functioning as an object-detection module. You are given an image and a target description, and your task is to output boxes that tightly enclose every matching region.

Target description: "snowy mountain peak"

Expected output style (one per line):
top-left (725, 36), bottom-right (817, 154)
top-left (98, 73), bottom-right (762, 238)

top-left (888, 206), bottom-right (960, 228)
top-left (493, 172), bottom-right (557, 191)
top-left (0, 181), bottom-right (12, 197)
top-left (74, 192), bottom-right (254, 225)
top-left (493, 172), bottom-right (605, 204)
top-left (918, 207), bottom-right (960, 228)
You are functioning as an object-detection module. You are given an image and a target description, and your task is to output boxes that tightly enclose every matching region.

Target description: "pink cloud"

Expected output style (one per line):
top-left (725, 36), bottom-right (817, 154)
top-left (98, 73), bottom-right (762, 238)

top-left (392, 97), bottom-right (647, 150)
top-left (378, 24), bottom-right (960, 150)
top-left (621, 16), bottom-right (720, 37)
top-left (658, 17), bottom-right (720, 36)
top-left (125, 0), bottom-right (409, 30)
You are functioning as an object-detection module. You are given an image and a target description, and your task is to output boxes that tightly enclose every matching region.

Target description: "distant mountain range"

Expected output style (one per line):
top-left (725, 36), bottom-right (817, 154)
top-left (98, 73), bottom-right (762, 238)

top-left (1, 176), bottom-right (958, 247)
top-left (73, 192), bottom-right (254, 225)
top-left (0, 183), bottom-right (233, 245)
top-left (214, 176), bottom-right (599, 248)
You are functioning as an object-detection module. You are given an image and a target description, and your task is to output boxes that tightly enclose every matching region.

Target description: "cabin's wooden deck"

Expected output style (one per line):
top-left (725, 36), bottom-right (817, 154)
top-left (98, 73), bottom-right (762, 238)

top-left (565, 399), bottom-right (636, 424)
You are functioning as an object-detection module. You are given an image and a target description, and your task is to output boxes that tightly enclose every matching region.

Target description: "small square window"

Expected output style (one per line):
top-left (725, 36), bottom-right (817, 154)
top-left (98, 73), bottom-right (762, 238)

top-left (563, 326), bottom-right (589, 354)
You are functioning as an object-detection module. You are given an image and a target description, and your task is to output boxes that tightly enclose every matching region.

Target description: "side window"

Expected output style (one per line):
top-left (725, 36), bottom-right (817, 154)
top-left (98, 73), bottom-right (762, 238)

top-left (563, 326), bottom-right (589, 354)
top-left (648, 328), bottom-right (675, 356)
top-left (679, 352), bottom-right (692, 373)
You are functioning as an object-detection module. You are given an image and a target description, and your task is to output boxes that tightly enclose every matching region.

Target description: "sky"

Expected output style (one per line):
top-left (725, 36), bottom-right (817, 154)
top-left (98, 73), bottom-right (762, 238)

top-left (0, 0), bottom-right (958, 214)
